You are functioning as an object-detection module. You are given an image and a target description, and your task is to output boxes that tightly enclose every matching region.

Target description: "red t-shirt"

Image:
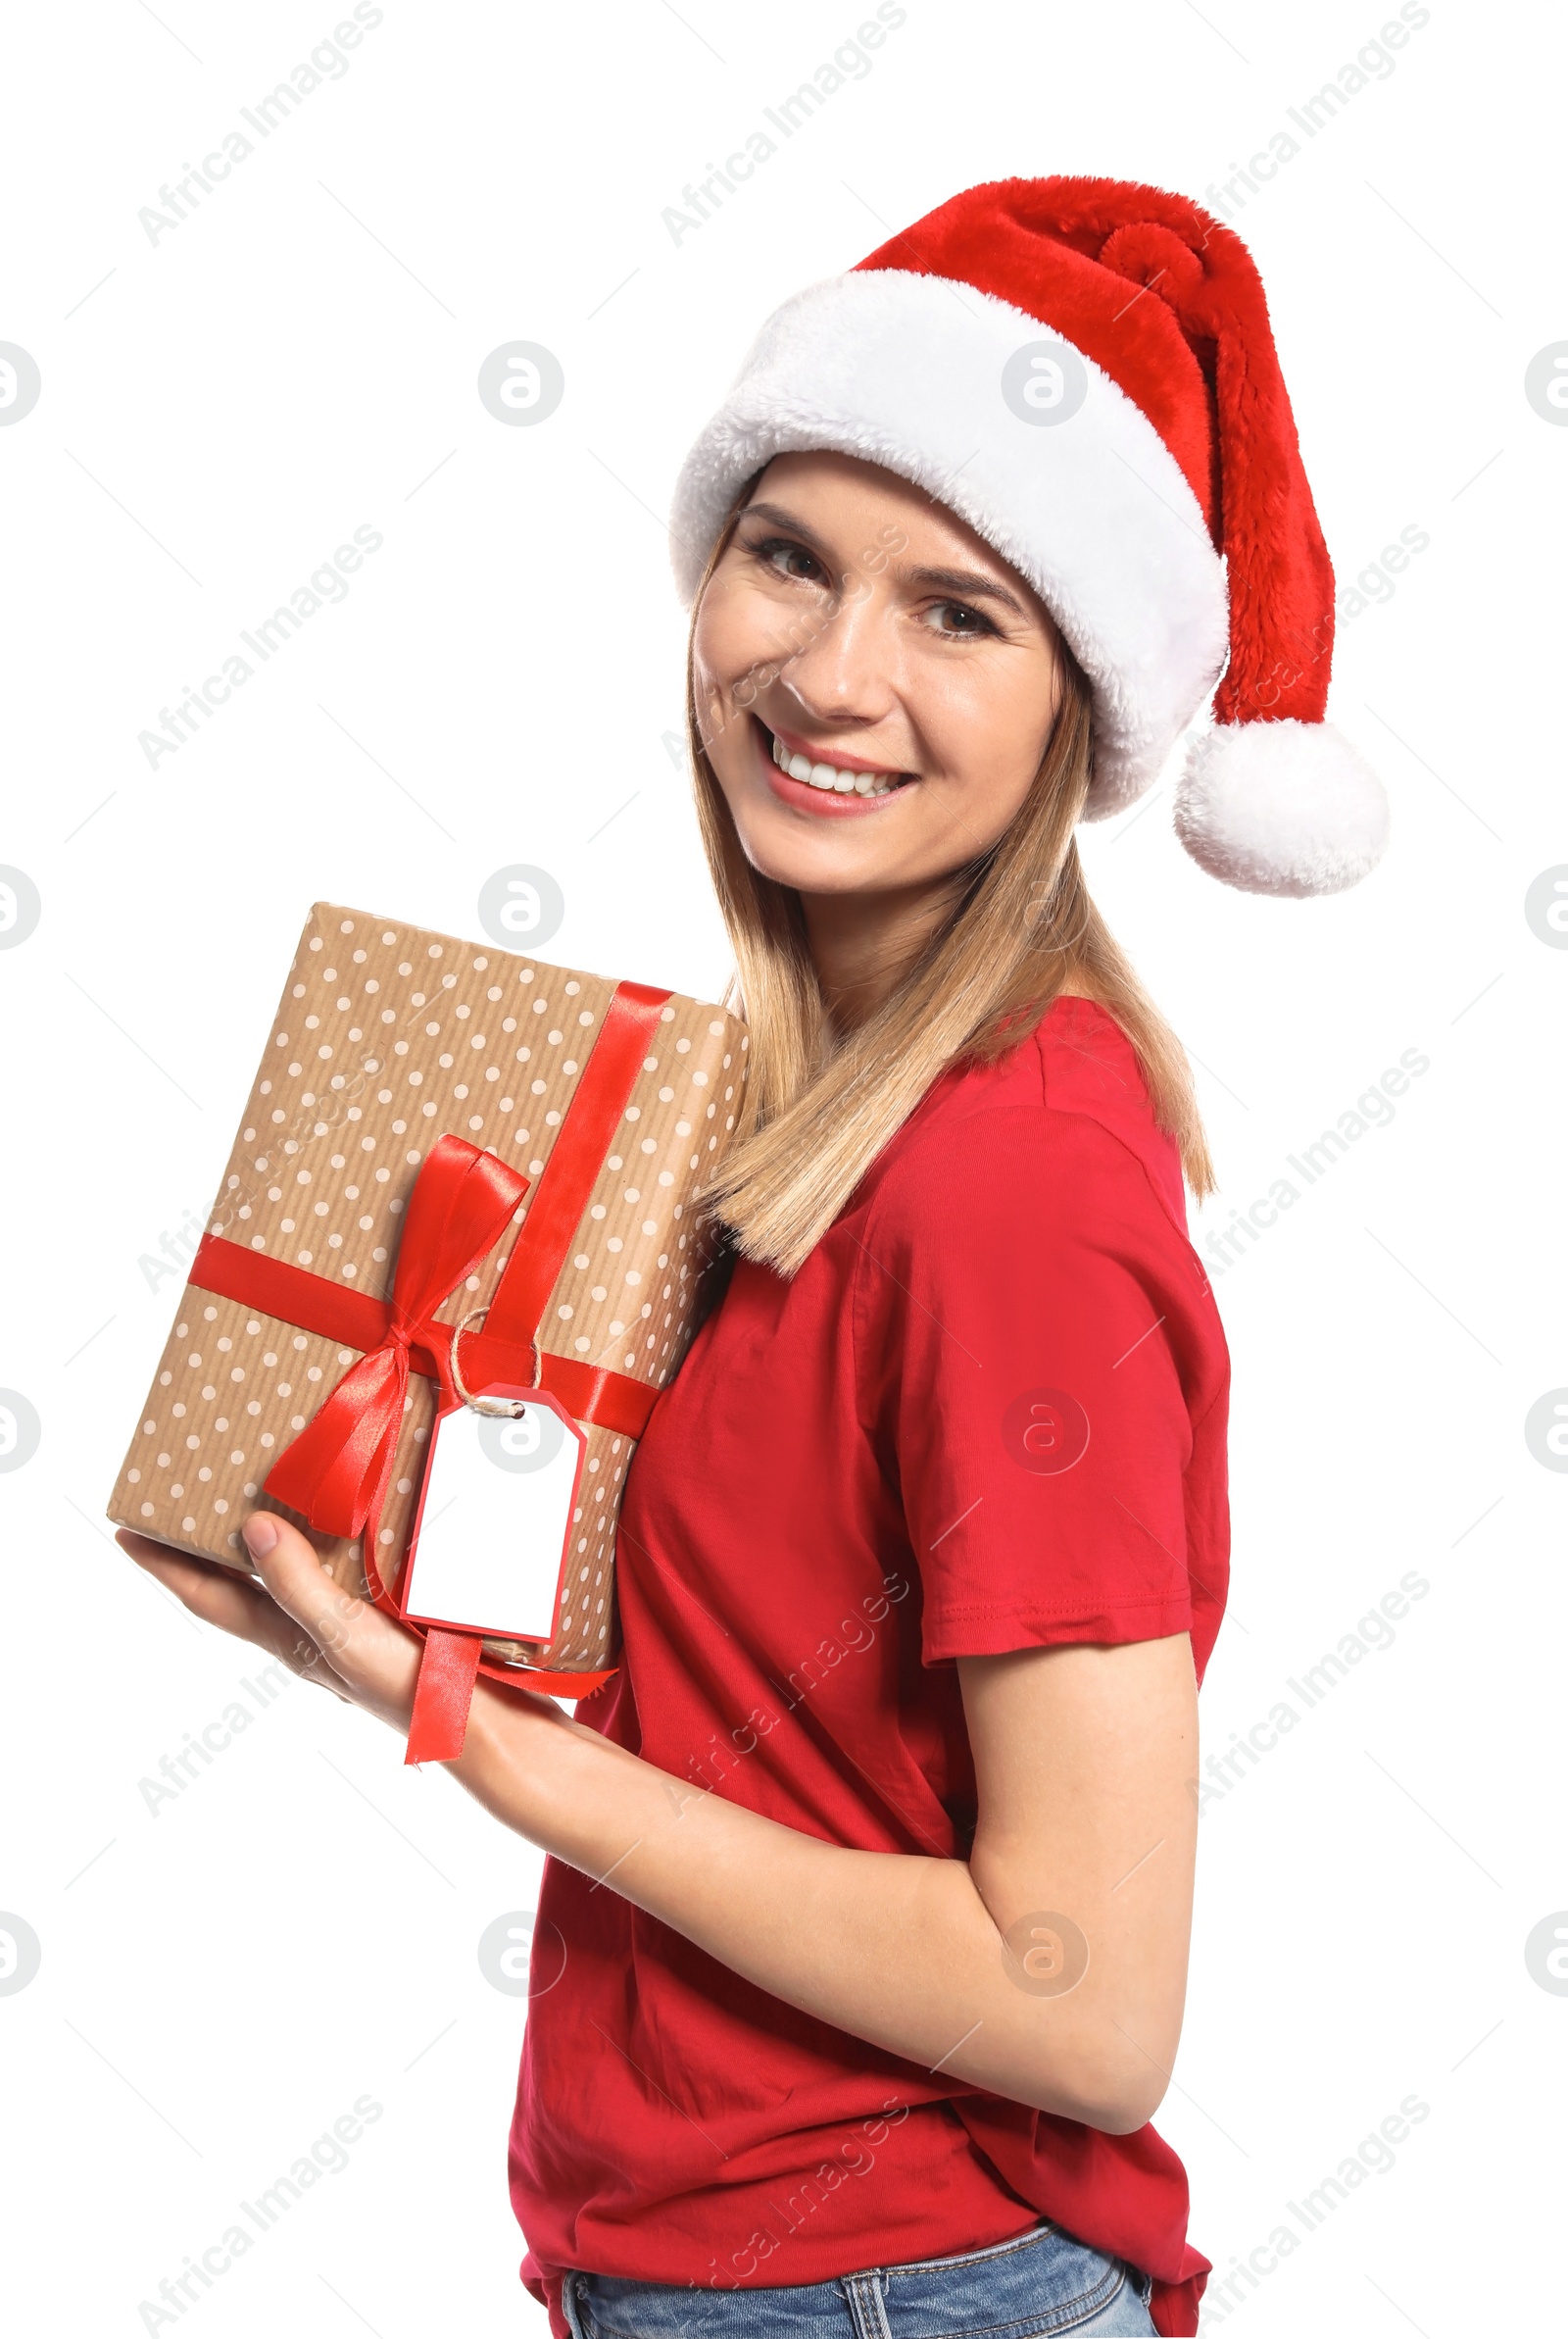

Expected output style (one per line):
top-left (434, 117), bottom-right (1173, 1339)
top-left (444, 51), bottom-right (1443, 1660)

top-left (512, 997), bottom-right (1231, 2338)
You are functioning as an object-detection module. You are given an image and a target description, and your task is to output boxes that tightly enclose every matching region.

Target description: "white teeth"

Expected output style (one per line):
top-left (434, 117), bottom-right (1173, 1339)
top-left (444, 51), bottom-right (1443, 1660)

top-left (769, 729), bottom-right (905, 797)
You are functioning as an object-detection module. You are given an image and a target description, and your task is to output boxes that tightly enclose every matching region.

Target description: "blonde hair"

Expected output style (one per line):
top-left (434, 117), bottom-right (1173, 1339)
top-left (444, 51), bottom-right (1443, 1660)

top-left (686, 479), bottom-right (1216, 1274)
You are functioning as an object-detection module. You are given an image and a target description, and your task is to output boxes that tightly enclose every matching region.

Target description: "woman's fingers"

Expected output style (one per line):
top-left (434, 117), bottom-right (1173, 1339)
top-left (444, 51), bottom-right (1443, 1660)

top-left (235, 1512), bottom-right (421, 1732)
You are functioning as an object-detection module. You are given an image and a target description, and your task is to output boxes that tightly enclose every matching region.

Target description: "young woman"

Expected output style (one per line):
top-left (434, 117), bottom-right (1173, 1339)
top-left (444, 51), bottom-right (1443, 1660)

top-left (118, 179), bottom-right (1388, 2338)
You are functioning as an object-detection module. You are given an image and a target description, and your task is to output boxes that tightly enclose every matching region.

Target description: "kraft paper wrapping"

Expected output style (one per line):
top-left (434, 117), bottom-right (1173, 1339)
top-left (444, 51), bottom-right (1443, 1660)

top-left (108, 902), bottom-right (747, 1672)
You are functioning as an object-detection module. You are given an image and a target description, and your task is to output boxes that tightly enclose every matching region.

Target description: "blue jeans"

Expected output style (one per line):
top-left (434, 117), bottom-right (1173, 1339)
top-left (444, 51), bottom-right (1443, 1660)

top-left (560, 2220), bottom-right (1158, 2339)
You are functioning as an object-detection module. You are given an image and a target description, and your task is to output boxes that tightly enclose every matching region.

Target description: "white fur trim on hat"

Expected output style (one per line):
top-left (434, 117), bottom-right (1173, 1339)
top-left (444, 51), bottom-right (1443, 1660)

top-left (1174, 720), bottom-right (1391, 898)
top-left (669, 268), bottom-right (1228, 816)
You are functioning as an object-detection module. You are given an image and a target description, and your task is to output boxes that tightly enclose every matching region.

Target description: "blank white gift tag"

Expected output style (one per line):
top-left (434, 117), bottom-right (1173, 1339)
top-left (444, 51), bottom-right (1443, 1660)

top-left (400, 1394), bottom-right (585, 1643)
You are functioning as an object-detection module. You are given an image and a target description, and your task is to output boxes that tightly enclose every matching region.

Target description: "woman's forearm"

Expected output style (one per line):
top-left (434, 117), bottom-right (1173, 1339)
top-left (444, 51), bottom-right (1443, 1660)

top-left (115, 1522), bottom-right (1191, 2136)
top-left (457, 1675), bottom-right (1175, 2132)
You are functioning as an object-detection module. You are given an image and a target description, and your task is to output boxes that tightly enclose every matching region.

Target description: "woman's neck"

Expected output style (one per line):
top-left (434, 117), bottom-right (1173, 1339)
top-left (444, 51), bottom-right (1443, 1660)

top-left (798, 880), bottom-right (964, 1032)
top-left (799, 881), bottom-right (1095, 1035)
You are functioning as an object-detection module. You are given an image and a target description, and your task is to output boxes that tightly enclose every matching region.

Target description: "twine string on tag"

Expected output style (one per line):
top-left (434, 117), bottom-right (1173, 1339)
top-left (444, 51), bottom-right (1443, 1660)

top-left (449, 1304), bottom-right (543, 1414)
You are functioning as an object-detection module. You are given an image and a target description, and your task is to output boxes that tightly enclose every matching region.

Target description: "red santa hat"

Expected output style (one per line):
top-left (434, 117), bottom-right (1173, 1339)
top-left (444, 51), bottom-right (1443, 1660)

top-left (669, 174), bottom-right (1390, 899)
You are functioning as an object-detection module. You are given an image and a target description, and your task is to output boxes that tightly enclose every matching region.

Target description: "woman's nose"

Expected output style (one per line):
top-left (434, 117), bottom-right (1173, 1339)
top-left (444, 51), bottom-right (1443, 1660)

top-left (776, 572), bottom-right (896, 727)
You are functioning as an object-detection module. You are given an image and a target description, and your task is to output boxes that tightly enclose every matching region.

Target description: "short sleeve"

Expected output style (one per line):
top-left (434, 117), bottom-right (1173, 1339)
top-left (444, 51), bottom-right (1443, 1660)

top-left (855, 1104), bottom-right (1223, 1666)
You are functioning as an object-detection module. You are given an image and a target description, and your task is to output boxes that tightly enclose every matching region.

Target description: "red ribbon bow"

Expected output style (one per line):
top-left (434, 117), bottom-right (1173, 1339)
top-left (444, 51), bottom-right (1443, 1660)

top-left (263, 1134), bottom-right (527, 1562)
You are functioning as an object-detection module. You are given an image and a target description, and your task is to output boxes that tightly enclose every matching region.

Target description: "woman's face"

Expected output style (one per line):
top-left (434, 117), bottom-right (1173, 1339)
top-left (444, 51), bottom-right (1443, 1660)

top-left (691, 451), bottom-right (1067, 899)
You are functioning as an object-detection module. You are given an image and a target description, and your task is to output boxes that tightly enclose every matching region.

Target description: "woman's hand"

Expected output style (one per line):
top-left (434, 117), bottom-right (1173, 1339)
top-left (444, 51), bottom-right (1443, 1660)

top-left (115, 1514), bottom-right (424, 1732)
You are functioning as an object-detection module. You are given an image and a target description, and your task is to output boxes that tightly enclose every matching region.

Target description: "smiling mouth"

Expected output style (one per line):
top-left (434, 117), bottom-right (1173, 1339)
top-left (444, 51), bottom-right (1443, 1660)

top-left (760, 721), bottom-right (915, 799)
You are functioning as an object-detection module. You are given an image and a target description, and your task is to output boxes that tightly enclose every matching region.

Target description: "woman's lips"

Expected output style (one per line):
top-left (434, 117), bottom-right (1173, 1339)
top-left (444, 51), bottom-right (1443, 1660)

top-left (752, 718), bottom-right (917, 819)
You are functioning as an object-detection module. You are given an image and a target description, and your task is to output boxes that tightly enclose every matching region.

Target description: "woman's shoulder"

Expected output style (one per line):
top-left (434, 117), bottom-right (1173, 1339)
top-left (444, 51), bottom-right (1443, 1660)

top-left (871, 993), bottom-right (1191, 1244)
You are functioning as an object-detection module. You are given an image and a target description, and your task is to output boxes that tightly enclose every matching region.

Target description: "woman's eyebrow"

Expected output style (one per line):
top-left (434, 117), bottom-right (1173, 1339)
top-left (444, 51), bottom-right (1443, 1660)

top-left (901, 563), bottom-right (1027, 616)
top-left (738, 500), bottom-right (834, 555)
top-left (741, 504), bottom-right (1028, 618)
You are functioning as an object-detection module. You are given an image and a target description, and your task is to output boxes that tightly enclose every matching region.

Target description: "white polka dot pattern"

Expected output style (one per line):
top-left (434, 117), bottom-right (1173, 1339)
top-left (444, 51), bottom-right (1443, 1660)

top-left (109, 902), bottom-right (747, 1675)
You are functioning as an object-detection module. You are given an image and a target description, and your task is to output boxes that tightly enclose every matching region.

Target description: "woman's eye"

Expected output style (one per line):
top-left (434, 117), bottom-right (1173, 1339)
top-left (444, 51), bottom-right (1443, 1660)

top-left (753, 537), bottom-right (825, 583)
top-left (925, 600), bottom-right (991, 637)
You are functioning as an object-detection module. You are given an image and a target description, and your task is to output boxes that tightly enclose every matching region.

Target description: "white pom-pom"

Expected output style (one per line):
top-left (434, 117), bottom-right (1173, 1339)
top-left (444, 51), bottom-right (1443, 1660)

top-left (1173, 720), bottom-right (1391, 898)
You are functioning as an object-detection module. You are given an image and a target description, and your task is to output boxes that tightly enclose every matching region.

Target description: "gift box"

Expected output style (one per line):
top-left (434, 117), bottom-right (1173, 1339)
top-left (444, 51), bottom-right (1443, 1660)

top-left (109, 902), bottom-right (746, 1758)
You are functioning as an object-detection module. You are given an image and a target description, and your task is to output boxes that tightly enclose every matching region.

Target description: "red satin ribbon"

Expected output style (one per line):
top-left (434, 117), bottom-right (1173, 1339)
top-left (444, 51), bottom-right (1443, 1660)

top-left (188, 1240), bottom-right (659, 1446)
top-left (261, 1132), bottom-right (527, 1557)
top-left (479, 978), bottom-right (672, 1362)
top-left (188, 978), bottom-right (672, 1761)
top-left (406, 1628), bottom-right (483, 1766)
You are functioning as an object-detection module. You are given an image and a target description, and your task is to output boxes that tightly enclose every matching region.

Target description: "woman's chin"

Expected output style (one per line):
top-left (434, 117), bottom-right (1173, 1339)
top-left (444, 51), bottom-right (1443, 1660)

top-left (735, 819), bottom-right (919, 897)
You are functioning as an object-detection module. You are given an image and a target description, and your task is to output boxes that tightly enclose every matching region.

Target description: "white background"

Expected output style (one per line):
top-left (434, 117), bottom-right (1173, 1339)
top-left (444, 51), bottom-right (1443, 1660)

top-left (2, 1), bottom-right (1564, 2332)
